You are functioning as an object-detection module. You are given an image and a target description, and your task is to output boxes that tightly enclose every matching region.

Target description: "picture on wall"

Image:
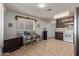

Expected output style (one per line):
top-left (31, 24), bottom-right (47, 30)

top-left (8, 23), bottom-right (13, 27)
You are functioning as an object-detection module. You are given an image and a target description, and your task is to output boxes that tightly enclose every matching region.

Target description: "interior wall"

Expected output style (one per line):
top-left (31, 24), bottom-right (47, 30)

top-left (51, 20), bottom-right (56, 38)
top-left (4, 11), bottom-right (18, 40)
top-left (0, 3), bottom-right (4, 54)
top-left (4, 10), bottom-right (56, 40)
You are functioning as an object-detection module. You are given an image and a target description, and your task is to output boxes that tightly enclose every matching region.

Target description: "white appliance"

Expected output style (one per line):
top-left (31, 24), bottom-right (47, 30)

top-left (63, 23), bottom-right (74, 43)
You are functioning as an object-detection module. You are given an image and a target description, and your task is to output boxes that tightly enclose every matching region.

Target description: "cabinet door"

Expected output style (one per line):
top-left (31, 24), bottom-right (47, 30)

top-left (55, 32), bottom-right (63, 40)
top-left (56, 20), bottom-right (64, 28)
top-left (3, 37), bottom-right (22, 52)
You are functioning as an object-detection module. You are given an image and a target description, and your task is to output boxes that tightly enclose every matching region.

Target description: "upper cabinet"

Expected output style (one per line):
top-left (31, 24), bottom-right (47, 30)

top-left (56, 20), bottom-right (64, 28)
top-left (56, 16), bottom-right (74, 28)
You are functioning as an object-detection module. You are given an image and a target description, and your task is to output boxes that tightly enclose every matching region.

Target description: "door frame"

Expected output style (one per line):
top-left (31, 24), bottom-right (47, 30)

top-left (74, 7), bottom-right (79, 56)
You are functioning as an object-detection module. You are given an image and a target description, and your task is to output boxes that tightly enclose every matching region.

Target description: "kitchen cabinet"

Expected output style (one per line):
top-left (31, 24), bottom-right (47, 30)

top-left (55, 32), bottom-right (63, 40)
top-left (2, 36), bottom-right (23, 53)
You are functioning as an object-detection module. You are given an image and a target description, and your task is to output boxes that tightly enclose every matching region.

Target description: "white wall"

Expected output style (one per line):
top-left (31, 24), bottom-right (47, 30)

top-left (36, 19), bottom-right (48, 35)
top-left (4, 11), bottom-right (55, 40)
top-left (36, 20), bottom-right (56, 38)
top-left (0, 3), bottom-right (4, 55)
top-left (4, 10), bottom-right (57, 41)
top-left (51, 20), bottom-right (56, 38)
top-left (4, 11), bottom-right (18, 40)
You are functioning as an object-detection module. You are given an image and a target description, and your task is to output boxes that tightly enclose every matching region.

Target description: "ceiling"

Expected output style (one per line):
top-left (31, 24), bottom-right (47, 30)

top-left (4, 3), bottom-right (79, 20)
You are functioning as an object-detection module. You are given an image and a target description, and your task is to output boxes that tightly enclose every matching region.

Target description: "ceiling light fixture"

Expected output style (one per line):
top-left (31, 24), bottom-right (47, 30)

top-left (38, 3), bottom-right (46, 8)
top-left (47, 9), bottom-right (52, 12)
top-left (53, 12), bottom-right (70, 19)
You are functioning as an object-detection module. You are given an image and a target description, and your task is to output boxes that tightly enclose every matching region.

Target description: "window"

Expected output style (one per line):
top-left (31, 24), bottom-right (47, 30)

top-left (17, 18), bottom-right (35, 33)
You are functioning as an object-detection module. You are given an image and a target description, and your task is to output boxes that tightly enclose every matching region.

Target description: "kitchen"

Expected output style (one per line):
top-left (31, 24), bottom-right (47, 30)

top-left (55, 16), bottom-right (74, 43)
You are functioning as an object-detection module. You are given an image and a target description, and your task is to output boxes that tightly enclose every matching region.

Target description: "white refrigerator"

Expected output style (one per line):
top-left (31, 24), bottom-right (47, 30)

top-left (63, 23), bottom-right (74, 43)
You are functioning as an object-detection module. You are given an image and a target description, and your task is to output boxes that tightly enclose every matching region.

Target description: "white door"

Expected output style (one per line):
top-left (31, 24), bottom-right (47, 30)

top-left (46, 24), bottom-right (53, 38)
top-left (52, 24), bottom-right (56, 38)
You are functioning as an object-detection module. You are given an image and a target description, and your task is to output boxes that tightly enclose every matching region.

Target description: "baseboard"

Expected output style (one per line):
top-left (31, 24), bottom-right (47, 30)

top-left (47, 37), bottom-right (55, 39)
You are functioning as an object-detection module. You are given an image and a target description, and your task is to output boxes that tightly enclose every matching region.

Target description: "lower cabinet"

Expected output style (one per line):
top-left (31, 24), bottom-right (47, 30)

top-left (2, 36), bottom-right (23, 53)
top-left (55, 32), bottom-right (63, 40)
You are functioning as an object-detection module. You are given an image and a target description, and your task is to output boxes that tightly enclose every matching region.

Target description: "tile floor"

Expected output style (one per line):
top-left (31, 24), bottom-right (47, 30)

top-left (3, 38), bottom-right (74, 56)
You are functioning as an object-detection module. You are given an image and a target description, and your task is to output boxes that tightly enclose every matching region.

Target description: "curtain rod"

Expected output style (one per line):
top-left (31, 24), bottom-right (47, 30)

top-left (15, 15), bottom-right (37, 22)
